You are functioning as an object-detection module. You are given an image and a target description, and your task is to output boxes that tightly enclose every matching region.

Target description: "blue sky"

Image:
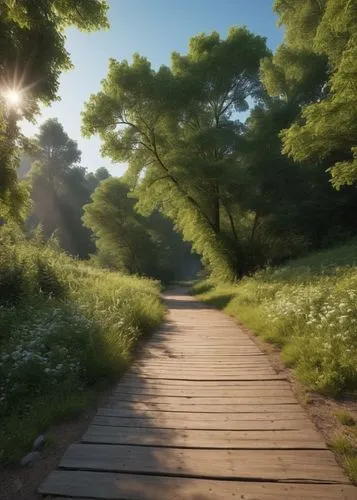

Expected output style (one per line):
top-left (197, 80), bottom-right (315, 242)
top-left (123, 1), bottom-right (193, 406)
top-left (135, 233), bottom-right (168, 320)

top-left (22, 0), bottom-right (283, 175)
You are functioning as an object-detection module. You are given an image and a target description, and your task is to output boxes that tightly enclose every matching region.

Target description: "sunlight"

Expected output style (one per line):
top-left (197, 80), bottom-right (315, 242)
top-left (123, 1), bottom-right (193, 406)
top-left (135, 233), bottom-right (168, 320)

top-left (2, 89), bottom-right (22, 107)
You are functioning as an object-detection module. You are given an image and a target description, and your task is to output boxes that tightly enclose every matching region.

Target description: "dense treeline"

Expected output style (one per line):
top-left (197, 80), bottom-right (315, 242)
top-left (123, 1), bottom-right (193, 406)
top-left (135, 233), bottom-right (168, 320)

top-left (80, 0), bottom-right (357, 281)
top-left (0, 1), bottom-right (194, 283)
top-left (25, 119), bottom-right (110, 257)
top-left (2, 1), bottom-right (357, 282)
top-left (15, 117), bottom-right (195, 281)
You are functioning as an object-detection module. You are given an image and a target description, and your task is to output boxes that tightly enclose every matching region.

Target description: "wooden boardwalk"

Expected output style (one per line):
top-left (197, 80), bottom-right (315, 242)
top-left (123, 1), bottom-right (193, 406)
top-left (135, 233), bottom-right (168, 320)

top-left (40, 290), bottom-right (356, 499)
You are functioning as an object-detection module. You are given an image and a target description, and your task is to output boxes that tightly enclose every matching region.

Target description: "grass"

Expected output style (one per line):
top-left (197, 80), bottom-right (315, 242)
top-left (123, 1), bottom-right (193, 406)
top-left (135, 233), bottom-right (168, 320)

top-left (0, 225), bottom-right (165, 464)
top-left (330, 434), bottom-right (357, 483)
top-left (192, 240), bottom-right (357, 396)
top-left (335, 410), bottom-right (356, 426)
top-left (192, 240), bottom-right (357, 482)
top-left (0, 389), bottom-right (95, 464)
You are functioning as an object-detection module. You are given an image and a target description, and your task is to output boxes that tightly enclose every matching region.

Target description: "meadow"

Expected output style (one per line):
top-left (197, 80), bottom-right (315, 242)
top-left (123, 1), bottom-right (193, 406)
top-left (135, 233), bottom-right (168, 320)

top-left (0, 225), bottom-right (164, 464)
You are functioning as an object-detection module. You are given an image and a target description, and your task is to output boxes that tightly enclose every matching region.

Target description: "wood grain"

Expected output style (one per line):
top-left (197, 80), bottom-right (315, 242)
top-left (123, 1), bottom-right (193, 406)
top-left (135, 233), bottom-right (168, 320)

top-left (60, 444), bottom-right (347, 482)
top-left (39, 290), bottom-right (353, 499)
top-left (40, 471), bottom-right (357, 500)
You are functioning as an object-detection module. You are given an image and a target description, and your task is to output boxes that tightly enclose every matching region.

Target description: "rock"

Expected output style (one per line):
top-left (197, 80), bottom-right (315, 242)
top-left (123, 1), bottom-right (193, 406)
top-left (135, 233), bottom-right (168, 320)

top-left (33, 434), bottom-right (45, 451)
top-left (20, 451), bottom-right (41, 466)
top-left (14, 478), bottom-right (23, 492)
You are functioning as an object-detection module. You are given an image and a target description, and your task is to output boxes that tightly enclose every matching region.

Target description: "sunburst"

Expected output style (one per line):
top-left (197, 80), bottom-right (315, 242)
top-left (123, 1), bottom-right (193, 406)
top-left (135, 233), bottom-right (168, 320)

top-left (2, 89), bottom-right (22, 107)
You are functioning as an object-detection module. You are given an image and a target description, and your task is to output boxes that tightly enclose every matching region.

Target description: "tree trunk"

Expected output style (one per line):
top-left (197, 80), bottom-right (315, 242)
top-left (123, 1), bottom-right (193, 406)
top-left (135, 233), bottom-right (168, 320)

top-left (213, 182), bottom-right (220, 233)
top-left (224, 203), bottom-right (238, 242)
top-left (250, 211), bottom-right (260, 246)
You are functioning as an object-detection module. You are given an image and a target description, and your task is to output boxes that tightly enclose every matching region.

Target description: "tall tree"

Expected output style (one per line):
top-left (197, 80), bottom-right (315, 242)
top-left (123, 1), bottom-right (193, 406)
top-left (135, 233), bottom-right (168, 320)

top-left (82, 28), bottom-right (269, 280)
top-left (262, 0), bottom-right (357, 189)
top-left (0, 0), bottom-right (109, 220)
top-left (29, 119), bottom-right (101, 257)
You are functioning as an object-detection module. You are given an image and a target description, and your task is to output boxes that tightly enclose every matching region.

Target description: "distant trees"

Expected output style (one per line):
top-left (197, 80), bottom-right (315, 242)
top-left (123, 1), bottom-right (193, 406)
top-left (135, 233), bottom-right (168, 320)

top-left (83, 177), bottom-right (197, 282)
top-left (28, 119), bottom-right (109, 257)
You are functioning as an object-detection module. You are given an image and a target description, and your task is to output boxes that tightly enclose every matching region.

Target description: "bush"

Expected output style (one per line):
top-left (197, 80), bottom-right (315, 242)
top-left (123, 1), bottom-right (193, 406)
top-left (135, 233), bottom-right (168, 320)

top-left (193, 240), bottom-right (357, 396)
top-left (0, 227), bottom-right (164, 463)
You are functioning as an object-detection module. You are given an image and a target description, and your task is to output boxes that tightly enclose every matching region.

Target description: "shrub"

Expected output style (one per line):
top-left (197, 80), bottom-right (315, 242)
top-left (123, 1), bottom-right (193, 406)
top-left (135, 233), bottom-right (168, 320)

top-left (0, 229), bottom-right (164, 463)
top-left (193, 241), bottom-right (357, 396)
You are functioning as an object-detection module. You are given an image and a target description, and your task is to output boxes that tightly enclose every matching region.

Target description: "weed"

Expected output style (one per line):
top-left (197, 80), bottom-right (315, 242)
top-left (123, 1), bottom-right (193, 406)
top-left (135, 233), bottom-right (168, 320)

top-left (330, 434), bottom-right (357, 483)
top-left (335, 410), bottom-right (356, 426)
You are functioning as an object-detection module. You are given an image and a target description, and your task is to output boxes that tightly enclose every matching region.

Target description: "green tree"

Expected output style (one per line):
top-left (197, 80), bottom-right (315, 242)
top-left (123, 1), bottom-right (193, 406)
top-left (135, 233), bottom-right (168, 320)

top-left (82, 28), bottom-right (269, 280)
top-left (0, 0), bottom-right (108, 219)
top-left (241, 99), bottom-right (357, 259)
top-left (83, 177), bottom-right (194, 281)
top-left (29, 119), bottom-right (98, 257)
top-left (262, 0), bottom-right (357, 189)
top-left (85, 166), bottom-right (111, 191)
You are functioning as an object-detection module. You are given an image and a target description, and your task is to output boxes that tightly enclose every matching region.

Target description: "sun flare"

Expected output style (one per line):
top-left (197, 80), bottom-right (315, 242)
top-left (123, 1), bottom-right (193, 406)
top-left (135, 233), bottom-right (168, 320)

top-left (2, 89), bottom-right (22, 107)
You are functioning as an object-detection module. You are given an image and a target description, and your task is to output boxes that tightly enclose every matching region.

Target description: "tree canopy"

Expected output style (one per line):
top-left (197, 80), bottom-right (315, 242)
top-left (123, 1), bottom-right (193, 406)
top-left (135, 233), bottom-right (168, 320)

top-left (2, 3), bottom-right (356, 283)
top-left (82, 27), bottom-right (269, 280)
top-left (0, 0), bottom-right (109, 220)
top-left (82, 177), bottom-right (197, 282)
top-left (82, 21), bottom-right (357, 280)
top-left (262, 0), bottom-right (357, 189)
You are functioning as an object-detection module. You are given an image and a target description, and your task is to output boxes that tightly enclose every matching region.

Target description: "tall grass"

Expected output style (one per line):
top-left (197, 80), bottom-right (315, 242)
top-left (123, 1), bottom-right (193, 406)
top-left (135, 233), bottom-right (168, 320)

top-left (192, 241), bottom-right (357, 396)
top-left (0, 224), bottom-right (164, 463)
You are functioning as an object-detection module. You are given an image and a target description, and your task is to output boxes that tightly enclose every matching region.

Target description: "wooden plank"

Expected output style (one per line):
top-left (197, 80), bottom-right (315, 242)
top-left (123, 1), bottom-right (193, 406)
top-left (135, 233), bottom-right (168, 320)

top-left (97, 408), bottom-right (307, 420)
top-left (59, 444), bottom-right (347, 482)
top-left (118, 378), bottom-right (291, 387)
top-left (125, 373), bottom-right (286, 381)
top-left (149, 344), bottom-right (259, 347)
top-left (38, 291), bottom-right (351, 499)
top-left (133, 364), bottom-right (274, 370)
top-left (133, 360), bottom-right (271, 370)
top-left (142, 350), bottom-right (263, 354)
top-left (105, 402), bottom-right (304, 413)
top-left (143, 352), bottom-right (266, 357)
top-left (92, 415), bottom-right (313, 431)
top-left (149, 343), bottom-right (260, 346)
top-left (82, 426), bottom-right (326, 449)
top-left (116, 383), bottom-right (292, 392)
top-left (131, 367), bottom-right (278, 372)
top-left (108, 395), bottom-right (296, 405)
top-left (39, 471), bottom-right (357, 500)
top-left (136, 356), bottom-right (269, 360)
top-left (112, 388), bottom-right (293, 397)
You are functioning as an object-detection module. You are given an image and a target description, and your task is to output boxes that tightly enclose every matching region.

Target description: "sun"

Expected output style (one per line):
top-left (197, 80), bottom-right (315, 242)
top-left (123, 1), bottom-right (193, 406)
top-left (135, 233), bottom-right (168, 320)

top-left (2, 89), bottom-right (22, 107)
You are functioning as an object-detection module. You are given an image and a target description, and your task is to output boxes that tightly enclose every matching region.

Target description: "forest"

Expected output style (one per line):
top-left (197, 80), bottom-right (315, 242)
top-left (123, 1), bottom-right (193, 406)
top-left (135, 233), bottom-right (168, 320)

top-left (0, 0), bottom-right (357, 476)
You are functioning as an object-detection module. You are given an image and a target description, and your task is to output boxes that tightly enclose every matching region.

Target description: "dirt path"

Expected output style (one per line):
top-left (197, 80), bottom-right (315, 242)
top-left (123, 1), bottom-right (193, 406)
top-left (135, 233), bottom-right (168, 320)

top-left (39, 290), bottom-right (356, 499)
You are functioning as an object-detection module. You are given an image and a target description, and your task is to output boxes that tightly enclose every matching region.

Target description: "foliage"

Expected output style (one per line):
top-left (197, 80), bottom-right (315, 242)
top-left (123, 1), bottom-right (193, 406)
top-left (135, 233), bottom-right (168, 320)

top-left (82, 28), bottom-right (269, 281)
top-left (27, 118), bottom-right (106, 257)
top-left (193, 240), bottom-right (357, 396)
top-left (0, 223), bottom-right (164, 463)
top-left (330, 434), bottom-right (357, 483)
top-left (335, 410), bottom-right (356, 427)
top-left (82, 21), bottom-right (357, 280)
top-left (263, 0), bottom-right (357, 189)
top-left (83, 177), bottom-right (198, 282)
top-left (0, 0), bottom-right (109, 219)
